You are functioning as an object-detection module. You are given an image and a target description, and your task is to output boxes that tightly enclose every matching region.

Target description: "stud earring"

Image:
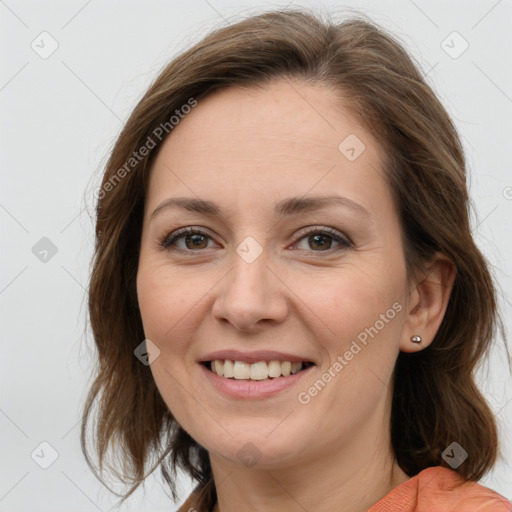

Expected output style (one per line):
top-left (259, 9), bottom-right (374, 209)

top-left (411, 335), bottom-right (422, 344)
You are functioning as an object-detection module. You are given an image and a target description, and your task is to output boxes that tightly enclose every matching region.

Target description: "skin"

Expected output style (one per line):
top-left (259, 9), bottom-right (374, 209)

top-left (136, 79), bottom-right (455, 512)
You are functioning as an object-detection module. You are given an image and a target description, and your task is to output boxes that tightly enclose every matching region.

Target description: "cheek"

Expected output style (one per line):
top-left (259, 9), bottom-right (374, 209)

top-left (299, 265), bottom-right (402, 344)
top-left (136, 261), bottom-right (199, 346)
top-left (136, 264), bottom-right (206, 429)
top-left (298, 267), bottom-right (405, 402)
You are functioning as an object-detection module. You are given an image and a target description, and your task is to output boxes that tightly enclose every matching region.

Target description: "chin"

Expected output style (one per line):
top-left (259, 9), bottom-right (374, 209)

top-left (196, 424), bottom-right (310, 469)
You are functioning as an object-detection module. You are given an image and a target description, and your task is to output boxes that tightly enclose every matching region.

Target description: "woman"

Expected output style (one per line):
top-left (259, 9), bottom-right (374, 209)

top-left (82, 8), bottom-right (511, 512)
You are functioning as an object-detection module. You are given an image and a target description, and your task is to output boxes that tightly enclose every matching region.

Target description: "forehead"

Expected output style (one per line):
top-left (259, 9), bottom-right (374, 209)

top-left (146, 79), bottom-right (391, 217)
top-left (162, 80), bottom-right (372, 155)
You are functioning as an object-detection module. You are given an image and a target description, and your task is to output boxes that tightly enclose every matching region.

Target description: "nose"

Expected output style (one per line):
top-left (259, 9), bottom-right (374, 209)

top-left (211, 250), bottom-right (289, 333)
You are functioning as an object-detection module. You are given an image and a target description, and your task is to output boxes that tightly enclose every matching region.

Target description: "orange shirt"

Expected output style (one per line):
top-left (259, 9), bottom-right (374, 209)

top-left (177, 466), bottom-right (511, 511)
top-left (368, 466), bottom-right (511, 511)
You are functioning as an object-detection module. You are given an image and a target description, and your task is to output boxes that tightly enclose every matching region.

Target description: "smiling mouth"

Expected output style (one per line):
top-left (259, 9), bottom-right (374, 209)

top-left (203, 359), bottom-right (315, 381)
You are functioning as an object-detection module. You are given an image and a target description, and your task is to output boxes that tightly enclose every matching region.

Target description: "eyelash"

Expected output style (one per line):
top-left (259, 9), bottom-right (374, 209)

top-left (159, 226), bottom-right (352, 254)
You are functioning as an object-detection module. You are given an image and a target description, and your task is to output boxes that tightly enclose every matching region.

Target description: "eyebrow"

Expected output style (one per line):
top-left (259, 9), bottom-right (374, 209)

top-left (150, 195), bottom-right (370, 221)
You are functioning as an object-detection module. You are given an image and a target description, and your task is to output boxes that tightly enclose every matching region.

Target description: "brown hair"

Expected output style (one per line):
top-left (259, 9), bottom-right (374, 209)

top-left (82, 8), bottom-right (509, 511)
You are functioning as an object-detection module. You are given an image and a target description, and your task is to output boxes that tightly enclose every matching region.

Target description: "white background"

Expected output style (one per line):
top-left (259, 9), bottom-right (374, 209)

top-left (1, 1), bottom-right (511, 510)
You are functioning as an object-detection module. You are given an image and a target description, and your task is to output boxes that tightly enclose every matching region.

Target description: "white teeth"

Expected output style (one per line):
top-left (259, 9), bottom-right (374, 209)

top-left (268, 360), bottom-right (282, 378)
top-left (290, 362), bottom-right (302, 374)
top-left (250, 361), bottom-right (269, 380)
top-left (233, 361), bottom-right (250, 379)
top-left (209, 359), bottom-right (307, 380)
top-left (223, 359), bottom-right (234, 378)
top-left (213, 360), bottom-right (224, 376)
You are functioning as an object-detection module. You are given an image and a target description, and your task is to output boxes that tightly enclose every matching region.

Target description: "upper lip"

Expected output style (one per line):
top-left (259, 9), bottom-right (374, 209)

top-left (198, 350), bottom-right (316, 365)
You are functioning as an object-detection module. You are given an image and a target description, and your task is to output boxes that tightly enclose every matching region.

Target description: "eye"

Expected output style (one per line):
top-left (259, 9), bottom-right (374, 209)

top-left (160, 225), bottom-right (351, 254)
top-left (292, 226), bottom-right (351, 252)
top-left (160, 227), bottom-right (218, 251)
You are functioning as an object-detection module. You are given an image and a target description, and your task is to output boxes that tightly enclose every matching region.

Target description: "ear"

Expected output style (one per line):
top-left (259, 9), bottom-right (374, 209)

top-left (400, 252), bottom-right (456, 353)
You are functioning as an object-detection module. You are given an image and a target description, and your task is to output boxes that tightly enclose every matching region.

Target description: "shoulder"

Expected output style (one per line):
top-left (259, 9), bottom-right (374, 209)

top-left (369, 466), bottom-right (511, 512)
top-left (417, 466), bottom-right (511, 511)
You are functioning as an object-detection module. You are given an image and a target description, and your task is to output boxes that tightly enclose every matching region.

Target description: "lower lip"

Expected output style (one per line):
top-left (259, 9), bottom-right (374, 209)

top-left (200, 363), bottom-right (314, 399)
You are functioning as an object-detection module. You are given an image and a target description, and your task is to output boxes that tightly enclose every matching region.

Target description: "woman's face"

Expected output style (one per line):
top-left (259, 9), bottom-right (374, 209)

top-left (137, 79), bottom-right (413, 469)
